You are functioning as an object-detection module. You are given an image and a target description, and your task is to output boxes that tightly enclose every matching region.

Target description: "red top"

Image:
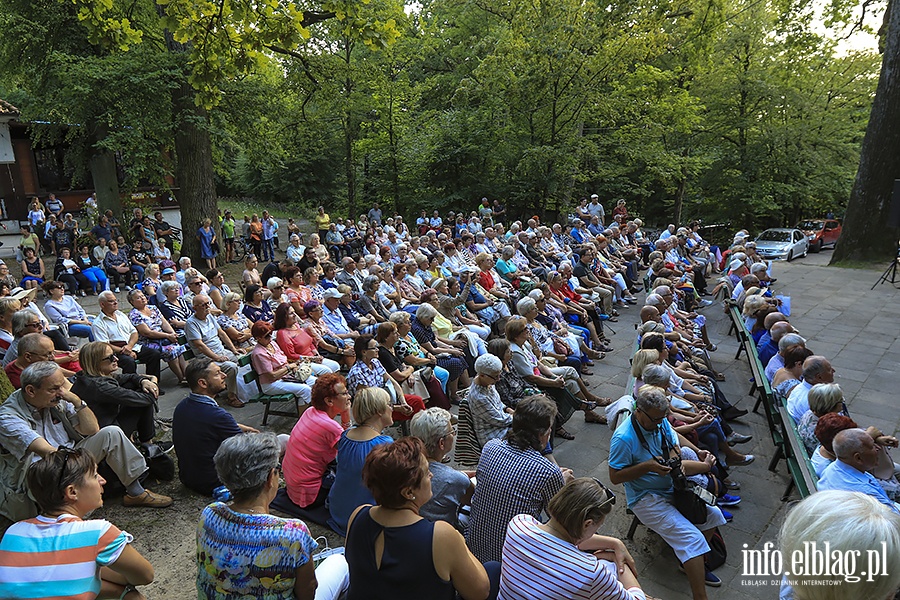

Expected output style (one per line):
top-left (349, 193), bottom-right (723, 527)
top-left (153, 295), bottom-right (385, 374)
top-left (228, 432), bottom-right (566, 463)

top-left (276, 327), bottom-right (318, 361)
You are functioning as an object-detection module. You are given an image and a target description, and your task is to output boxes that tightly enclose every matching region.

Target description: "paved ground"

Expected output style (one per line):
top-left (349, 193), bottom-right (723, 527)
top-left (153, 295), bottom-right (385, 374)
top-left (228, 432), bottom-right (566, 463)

top-left (38, 245), bottom-right (899, 599)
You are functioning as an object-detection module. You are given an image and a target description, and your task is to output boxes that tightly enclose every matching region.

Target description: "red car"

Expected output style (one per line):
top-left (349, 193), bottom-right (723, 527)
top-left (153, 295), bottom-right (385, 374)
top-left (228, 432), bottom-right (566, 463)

top-left (796, 219), bottom-right (842, 252)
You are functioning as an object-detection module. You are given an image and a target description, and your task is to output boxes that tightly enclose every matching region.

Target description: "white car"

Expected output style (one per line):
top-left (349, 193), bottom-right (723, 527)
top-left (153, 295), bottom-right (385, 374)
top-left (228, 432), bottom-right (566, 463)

top-left (754, 228), bottom-right (809, 261)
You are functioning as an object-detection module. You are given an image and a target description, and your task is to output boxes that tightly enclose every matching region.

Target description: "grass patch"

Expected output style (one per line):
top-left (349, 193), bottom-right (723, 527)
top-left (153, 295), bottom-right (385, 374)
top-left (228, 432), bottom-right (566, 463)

top-left (218, 197), bottom-right (309, 221)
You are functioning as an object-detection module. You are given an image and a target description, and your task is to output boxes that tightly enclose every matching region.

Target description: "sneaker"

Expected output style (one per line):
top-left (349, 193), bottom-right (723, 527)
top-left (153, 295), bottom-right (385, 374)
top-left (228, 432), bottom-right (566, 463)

top-left (718, 494), bottom-right (741, 507)
top-left (704, 569), bottom-right (723, 587)
top-left (114, 287), bottom-right (120, 293)
top-left (79, 290), bottom-right (86, 297)
top-left (727, 432), bottom-right (753, 446)
top-left (725, 480), bottom-right (741, 490)
top-left (125, 285), bottom-right (132, 291)
top-left (123, 489), bottom-right (173, 508)
top-left (157, 441), bottom-right (175, 454)
top-left (698, 299), bottom-right (714, 307)
top-left (730, 454), bottom-right (755, 467)
top-left (721, 509), bottom-right (734, 522)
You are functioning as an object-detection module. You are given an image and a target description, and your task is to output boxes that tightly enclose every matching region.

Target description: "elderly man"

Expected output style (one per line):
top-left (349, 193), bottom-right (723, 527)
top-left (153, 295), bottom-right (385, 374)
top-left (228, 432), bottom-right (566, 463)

top-left (570, 247), bottom-right (615, 317)
top-left (818, 429), bottom-right (900, 513)
top-left (610, 386), bottom-right (726, 596)
top-left (787, 356), bottom-right (835, 422)
top-left (765, 332), bottom-right (806, 383)
top-left (757, 318), bottom-right (791, 367)
top-left (92, 290), bottom-right (162, 380)
top-left (586, 194), bottom-right (605, 226)
top-left (185, 294), bottom-right (244, 408)
top-left (322, 288), bottom-right (362, 339)
top-left (4, 332), bottom-right (75, 388)
top-left (336, 255), bottom-right (364, 294)
top-left (172, 357), bottom-right (259, 496)
top-left (0, 361), bottom-right (171, 519)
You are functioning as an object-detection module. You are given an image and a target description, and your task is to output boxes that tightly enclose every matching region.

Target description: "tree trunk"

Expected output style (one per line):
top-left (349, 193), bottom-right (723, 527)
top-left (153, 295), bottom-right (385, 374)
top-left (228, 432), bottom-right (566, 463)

top-left (172, 81), bottom-right (218, 262)
top-left (831, 0), bottom-right (900, 264)
top-left (88, 123), bottom-right (122, 218)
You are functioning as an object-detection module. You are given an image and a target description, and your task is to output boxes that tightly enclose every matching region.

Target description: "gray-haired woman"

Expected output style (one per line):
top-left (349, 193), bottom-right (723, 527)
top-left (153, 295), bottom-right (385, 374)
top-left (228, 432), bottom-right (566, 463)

top-left (197, 432), bottom-right (350, 600)
top-left (410, 407), bottom-right (475, 531)
top-left (358, 275), bottom-right (392, 323)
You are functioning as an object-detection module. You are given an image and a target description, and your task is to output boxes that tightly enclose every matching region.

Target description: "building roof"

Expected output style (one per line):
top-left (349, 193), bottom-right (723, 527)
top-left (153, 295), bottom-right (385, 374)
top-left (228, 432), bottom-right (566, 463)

top-left (0, 99), bottom-right (20, 118)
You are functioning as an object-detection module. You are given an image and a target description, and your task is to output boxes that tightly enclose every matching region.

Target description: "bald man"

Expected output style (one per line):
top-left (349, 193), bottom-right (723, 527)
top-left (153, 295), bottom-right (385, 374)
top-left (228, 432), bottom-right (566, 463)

top-left (818, 429), bottom-right (900, 514)
top-left (757, 320), bottom-right (792, 366)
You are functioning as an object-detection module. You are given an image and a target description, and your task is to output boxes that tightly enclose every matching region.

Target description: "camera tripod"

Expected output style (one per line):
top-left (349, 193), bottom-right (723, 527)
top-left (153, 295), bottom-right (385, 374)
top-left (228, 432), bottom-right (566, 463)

top-left (871, 243), bottom-right (900, 290)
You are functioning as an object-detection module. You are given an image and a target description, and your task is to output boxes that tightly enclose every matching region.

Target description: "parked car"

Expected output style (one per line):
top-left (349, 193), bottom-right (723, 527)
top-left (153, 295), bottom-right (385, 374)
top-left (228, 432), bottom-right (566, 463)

top-left (755, 228), bottom-right (809, 261)
top-left (796, 218), bottom-right (842, 252)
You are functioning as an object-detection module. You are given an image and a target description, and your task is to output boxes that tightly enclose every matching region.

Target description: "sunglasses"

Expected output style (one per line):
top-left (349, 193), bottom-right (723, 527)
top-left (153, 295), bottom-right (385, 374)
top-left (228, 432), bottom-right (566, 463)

top-left (101, 354), bottom-right (119, 363)
top-left (57, 447), bottom-right (74, 491)
top-left (592, 477), bottom-right (617, 508)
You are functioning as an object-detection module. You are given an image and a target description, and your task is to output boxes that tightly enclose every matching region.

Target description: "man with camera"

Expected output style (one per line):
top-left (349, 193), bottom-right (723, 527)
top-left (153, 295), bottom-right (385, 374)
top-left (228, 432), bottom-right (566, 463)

top-left (609, 387), bottom-right (727, 600)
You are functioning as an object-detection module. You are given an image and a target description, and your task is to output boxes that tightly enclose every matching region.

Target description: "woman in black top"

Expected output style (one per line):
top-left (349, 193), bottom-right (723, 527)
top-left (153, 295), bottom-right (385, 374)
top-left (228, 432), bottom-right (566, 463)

top-left (376, 321), bottom-right (449, 410)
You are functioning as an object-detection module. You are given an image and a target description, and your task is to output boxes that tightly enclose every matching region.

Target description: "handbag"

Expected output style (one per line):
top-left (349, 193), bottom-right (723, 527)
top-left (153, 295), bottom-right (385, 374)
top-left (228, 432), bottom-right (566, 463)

top-left (140, 443), bottom-right (176, 481)
top-left (630, 414), bottom-right (713, 524)
top-left (283, 361), bottom-right (313, 382)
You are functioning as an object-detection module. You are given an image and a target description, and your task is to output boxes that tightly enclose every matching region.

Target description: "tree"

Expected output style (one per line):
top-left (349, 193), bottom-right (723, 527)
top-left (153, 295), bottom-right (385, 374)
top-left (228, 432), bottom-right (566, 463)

top-left (831, 0), bottom-right (900, 263)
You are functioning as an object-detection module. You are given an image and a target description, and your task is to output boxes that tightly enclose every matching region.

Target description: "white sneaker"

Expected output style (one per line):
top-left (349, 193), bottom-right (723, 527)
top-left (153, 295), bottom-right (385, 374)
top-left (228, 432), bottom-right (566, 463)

top-left (114, 287), bottom-right (120, 293)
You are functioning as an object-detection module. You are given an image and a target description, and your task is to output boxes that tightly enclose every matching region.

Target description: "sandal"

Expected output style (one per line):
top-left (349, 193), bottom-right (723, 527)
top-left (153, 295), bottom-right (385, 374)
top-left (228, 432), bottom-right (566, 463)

top-left (715, 372), bottom-right (726, 382)
top-left (584, 410), bottom-right (607, 424)
top-left (580, 369), bottom-right (594, 376)
top-left (580, 400), bottom-right (599, 411)
top-left (555, 427), bottom-right (575, 440)
top-left (226, 396), bottom-right (245, 408)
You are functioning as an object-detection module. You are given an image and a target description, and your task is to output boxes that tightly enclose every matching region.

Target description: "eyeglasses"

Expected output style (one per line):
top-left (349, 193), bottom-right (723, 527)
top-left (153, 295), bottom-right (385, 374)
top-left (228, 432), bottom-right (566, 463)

top-left (638, 408), bottom-right (668, 424)
top-left (57, 447), bottom-right (74, 491)
top-left (101, 354), bottom-right (119, 363)
top-left (592, 477), bottom-right (617, 508)
top-left (442, 424), bottom-right (459, 438)
top-left (25, 322), bottom-right (42, 329)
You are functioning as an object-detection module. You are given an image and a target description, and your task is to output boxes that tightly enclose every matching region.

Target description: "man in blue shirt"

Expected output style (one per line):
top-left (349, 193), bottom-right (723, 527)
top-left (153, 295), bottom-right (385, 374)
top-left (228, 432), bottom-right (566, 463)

top-left (609, 387), bottom-right (727, 596)
top-left (818, 428), bottom-right (900, 514)
top-left (173, 358), bottom-right (258, 495)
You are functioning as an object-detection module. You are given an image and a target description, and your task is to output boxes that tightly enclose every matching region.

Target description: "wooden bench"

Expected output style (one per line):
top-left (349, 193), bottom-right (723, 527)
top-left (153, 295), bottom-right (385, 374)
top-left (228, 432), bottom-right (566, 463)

top-left (238, 354), bottom-right (300, 425)
top-left (777, 405), bottom-right (819, 499)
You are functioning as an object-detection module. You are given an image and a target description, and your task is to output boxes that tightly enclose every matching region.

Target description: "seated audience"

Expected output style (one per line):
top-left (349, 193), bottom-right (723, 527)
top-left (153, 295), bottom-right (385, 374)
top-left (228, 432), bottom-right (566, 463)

top-left (347, 334), bottom-right (425, 422)
top-left (327, 387), bottom-right (394, 536)
top-left (0, 448), bottom-right (155, 599)
top-left (411, 407), bottom-right (475, 530)
top-left (217, 291), bottom-right (253, 349)
top-left (466, 395), bottom-right (573, 563)
top-left (609, 386), bottom-right (727, 597)
top-left (344, 436), bottom-right (493, 600)
top-left (250, 320), bottom-right (315, 407)
top-left (467, 354), bottom-right (514, 448)
top-left (786, 355), bottom-right (835, 423)
top-left (818, 428), bottom-right (900, 513)
top-left (0, 361), bottom-right (172, 519)
top-left (173, 358), bottom-right (259, 496)
top-left (499, 478), bottom-right (646, 600)
top-left (71, 342), bottom-right (162, 452)
top-left (197, 432), bottom-right (350, 600)
top-left (273, 302), bottom-right (340, 374)
top-left (797, 383), bottom-right (845, 455)
top-left (92, 291), bottom-right (162, 381)
top-left (185, 294), bottom-right (245, 408)
top-left (42, 280), bottom-right (95, 341)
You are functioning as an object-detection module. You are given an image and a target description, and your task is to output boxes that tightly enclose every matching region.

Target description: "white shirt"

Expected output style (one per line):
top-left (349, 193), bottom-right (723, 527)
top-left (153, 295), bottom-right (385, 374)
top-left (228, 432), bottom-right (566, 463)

top-left (91, 310), bottom-right (137, 343)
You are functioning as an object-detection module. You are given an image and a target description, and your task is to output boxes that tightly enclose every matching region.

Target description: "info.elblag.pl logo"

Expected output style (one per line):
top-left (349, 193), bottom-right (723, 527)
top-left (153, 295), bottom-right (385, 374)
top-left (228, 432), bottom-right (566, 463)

top-left (741, 541), bottom-right (890, 587)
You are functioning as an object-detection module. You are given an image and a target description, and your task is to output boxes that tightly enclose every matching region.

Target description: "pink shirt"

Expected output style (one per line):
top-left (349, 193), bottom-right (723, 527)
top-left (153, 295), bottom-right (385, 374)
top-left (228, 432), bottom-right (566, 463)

top-left (250, 342), bottom-right (288, 375)
top-left (276, 327), bottom-right (318, 361)
top-left (283, 407), bottom-right (343, 507)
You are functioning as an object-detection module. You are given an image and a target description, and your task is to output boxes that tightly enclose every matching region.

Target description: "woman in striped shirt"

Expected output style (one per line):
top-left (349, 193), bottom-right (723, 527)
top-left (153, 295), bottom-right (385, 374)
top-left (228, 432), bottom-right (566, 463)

top-left (499, 478), bottom-right (646, 600)
top-left (0, 448), bottom-right (154, 599)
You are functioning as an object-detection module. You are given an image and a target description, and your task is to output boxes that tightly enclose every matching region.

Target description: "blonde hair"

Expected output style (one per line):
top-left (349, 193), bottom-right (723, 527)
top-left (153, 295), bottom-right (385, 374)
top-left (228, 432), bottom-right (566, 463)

top-left (221, 291), bottom-right (242, 312)
top-left (352, 387), bottom-right (391, 424)
top-left (631, 349), bottom-right (660, 378)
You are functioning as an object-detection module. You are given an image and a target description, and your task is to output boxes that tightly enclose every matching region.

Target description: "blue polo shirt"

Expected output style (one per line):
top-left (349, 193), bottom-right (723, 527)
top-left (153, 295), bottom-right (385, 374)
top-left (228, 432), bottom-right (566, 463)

top-left (172, 393), bottom-right (241, 495)
top-left (609, 417), bottom-right (679, 508)
top-left (818, 459), bottom-right (900, 514)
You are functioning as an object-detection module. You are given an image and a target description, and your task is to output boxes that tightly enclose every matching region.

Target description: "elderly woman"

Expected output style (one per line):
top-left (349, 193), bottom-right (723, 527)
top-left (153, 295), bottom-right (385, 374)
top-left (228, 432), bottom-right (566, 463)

top-left (42, 280), bottom-right (94, 341)
top-left (308, 233), bottom-right (329, 265)
top-left (517, 296), bottom-right (595, 375)
top-left (467, 354), bottom-right (514, 448)
top-left (283, 374), bottom-right (352, 508)
top-left (772, 345), bottom-right (814, 400)
top-left (217, 291), bottom-right (254, 349)
top-left (336, 283), bottom-right (378, 334)
top-left (410, 408), bottom-right (476, 531)
top-left (327, 387), bottom-right (395, 536)
top-left (411, 303), bottom-right (471, 403)
top-left (467, 395), bottom-right (574, 564)
top-left (127, 288), bottom-right (187, 383)
top-left (273, 302), bottom-right (340, 375)
top-left (797, 383), bottom-right (846, 455)
top-left (267, 276), bottom-right (289, 311)
top-left (0, 449), bottom-right (155, 599)
top-left (71, 341), bottom-right (162, 450)
top-left (344, 436), bottom-right (493, 600)
top-left (487, 338), bottom-right (540, 411)
top-left (197, 433), bottom-right (350, 600)
top-left (158, 280), bottom-right (193, 336)
top-left (421, 288), bottom-right (486, 360)
top-left (197, 217), bottom-right (218, 269)
top-left (250, 320), bottom-right (316, 407)
top-left (301, 299), bottom-right (356, 369)
top-left (301, 266), bottom-right (325, 302)
top-left (506, 318), bottom-right (605, 439)
top-left (434, 275), bottom-right (491, 340)
top-left (376, 321), bottom-right (449, 410)
top-left (138, 263), bottom-right (162, 301)
top-left (500, 478), bottom-right (645, 600)
top-left (779, 491), bottom-right (900, 600)
top-left (242, 284), bottom-right (274, 323)
top-left (389, 311), bottom-right (451, 393)
top-left (241, 254), bottom-right (265, 291)
top-left (102, 239), bottom-right (132, 292)
top-left (358, 274), bottom-right (393, 322)
top-left (347, 335), bottom-right (425, 422)
top-left (495, 245), bottom-right (533, 289)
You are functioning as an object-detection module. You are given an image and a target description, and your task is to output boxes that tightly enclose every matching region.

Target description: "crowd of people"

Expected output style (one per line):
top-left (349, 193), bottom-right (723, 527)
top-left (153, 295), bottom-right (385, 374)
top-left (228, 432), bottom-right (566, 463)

top-left (0, 196), bottom-right (895, 600)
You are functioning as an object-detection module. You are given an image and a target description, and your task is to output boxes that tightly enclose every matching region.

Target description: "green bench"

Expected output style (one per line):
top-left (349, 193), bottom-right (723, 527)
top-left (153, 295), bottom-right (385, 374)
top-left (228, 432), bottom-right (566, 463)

top-left (777, 405), bottom-right (819, 499)
top-left (238, 354), bottom-right (300, 425)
